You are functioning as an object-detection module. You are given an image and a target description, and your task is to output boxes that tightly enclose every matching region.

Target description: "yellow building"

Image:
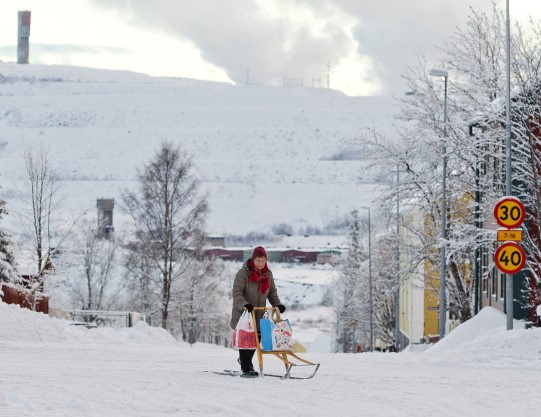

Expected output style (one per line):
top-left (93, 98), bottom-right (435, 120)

top-left (422, 192), bottom-right (474, 340)
top-left (399, 191), bottom-right (474, 346)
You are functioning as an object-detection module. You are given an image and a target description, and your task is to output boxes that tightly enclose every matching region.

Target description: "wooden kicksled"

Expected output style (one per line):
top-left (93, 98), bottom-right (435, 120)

top-left (250, 306), bottom-right (320, 379)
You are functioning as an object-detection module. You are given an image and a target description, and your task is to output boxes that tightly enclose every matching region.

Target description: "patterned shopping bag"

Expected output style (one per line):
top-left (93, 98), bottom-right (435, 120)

top-left (271, 319), bottom-right (293, 350)
top-left (260, 310), bottom-right (293, 351)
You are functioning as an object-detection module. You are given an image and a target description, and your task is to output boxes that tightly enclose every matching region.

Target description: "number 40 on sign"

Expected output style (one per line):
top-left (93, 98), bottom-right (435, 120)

top-left (494, 241), bottom-right (526, 275)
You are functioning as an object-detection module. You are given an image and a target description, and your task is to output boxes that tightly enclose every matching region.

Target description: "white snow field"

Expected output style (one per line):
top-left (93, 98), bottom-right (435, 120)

top-left (1, 301), bottom-right (540, 417)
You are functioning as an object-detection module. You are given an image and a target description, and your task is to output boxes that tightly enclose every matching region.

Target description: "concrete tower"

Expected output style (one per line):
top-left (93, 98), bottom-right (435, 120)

top-left (97, 199), bottom-right (115, 239)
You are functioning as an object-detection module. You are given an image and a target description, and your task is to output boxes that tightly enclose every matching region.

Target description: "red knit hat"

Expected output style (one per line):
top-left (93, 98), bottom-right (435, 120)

top-left (252, 246), bottom-right (267, 259)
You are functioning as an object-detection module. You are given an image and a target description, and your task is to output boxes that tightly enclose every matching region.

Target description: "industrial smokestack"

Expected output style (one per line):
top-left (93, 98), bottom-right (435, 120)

top-left (17, 11), bottom-right (31, 64)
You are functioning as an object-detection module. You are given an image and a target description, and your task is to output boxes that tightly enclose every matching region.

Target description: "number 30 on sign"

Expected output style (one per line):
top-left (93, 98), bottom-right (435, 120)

top-left (493, 197), bottom-right (526, 229)
top-left (494, 241), bottom-right (526, 275)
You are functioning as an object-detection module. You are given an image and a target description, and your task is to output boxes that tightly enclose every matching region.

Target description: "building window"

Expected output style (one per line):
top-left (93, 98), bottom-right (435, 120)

top-left (481, 246), bottom-right (488, 294)
top-left (491, 269), bottom-right (498, 298)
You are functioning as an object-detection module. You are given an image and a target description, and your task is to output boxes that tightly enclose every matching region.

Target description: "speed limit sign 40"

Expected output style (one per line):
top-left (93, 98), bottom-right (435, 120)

top-left (494, 241), bottom-right (526, 275)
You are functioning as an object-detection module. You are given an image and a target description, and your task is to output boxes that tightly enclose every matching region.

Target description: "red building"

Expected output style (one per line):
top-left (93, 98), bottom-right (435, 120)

top-left (204, 248), bottom-right (244, 261)
top-left (281, 249), bottom-right (318, 263)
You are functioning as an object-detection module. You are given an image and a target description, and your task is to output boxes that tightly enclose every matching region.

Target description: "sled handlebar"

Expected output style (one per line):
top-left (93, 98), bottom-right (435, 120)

top-left (242, 306), bottom-right (280, 312)
top-left (252, 306), bottom-right (280, 311)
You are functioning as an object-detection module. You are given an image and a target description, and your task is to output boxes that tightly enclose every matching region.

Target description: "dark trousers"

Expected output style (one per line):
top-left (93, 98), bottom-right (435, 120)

top-left (239, 349), bottom-right (256, 372)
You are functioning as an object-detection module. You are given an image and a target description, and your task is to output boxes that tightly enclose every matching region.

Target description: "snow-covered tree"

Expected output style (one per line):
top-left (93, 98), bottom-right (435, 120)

top-left (170, 253), bottom-right (228, 345)
top-left (366, 2), bottom-right (541, 325)
top-left (334, 210), bottom-right (369, 352)
top-left (66, 219), bottom-right (120, 310)
top-left (428, 3), bottom-right (541, 319)
top-left (21, 146), bottom-right (61, 276)
top-left (122, 240), bottom-right (159, 320)
top-left (371, 233), bottom-right (399, 347)
top-left (0, 196), bottom-right (18, 283)
top-left (14, 145), bottom-right (72, 309)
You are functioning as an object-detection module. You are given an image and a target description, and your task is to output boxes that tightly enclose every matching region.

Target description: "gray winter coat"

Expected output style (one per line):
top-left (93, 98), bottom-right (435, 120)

top-left (230, 260), bottom-right (282, 330)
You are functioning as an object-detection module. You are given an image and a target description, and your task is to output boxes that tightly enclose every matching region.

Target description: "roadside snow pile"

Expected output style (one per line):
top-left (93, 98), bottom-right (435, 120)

top-left (427, 307), bottom-right (541, 357)
top-left (96, 321), bottom-right (179, 346)
top-left (0, 301), bottom-right (83, 344)
top-left (0, 301), bottom-right (178, 346)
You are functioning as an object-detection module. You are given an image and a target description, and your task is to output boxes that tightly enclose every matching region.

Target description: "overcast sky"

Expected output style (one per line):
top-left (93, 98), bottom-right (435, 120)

top-left (1, 0), bottom-right (541, 96)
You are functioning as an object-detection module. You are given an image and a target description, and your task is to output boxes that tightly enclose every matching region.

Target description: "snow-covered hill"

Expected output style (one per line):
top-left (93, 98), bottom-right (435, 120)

top-left (0, 62), bottom-right (397, 236)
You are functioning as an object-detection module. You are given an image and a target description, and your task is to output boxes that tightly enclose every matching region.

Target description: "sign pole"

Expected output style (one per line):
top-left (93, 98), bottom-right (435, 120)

top-left (504, 0), bottom-right (513, 330)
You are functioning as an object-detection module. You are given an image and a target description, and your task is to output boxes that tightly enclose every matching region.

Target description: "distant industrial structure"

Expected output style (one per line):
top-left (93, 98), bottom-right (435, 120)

top-left (17, 10), bottom-right (31, 64)
top-left (97, 198), bottom-right (115, 239)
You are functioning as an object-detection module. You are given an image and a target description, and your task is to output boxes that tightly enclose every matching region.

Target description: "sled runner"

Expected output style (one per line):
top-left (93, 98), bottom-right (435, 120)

top-left (250, 306), bottom-right (320, 379)
top-left (205, 369), bottom-right (315, 380)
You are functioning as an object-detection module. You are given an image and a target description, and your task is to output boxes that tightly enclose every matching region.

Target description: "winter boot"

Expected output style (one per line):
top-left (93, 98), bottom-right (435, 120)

top-left (238, 349), bottom-right (258, 376)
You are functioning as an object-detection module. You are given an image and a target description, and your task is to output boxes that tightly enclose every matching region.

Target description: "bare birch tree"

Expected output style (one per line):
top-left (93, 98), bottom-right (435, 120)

top-left (122, 142), bottom-right (209, 330)
top-left (15, 145), bottom-right (68, 307)
top-left (66, 219), bottom-right (120, 310)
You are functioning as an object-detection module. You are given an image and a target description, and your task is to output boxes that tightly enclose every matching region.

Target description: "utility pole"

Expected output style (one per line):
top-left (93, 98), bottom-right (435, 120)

top-left (361, 206), bottom-right (373, 351)
top-left (327, 62), bottom-right (330, 89)
top-left (368, 208), bottom-right (373, 352)
top-left (395, 165), bottom-right (401, 351)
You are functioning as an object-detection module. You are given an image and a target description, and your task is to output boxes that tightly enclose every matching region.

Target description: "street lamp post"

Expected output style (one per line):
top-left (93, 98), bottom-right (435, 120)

top-left (429, 68), bottom-right (449, 340)
top-left (361, 206), bottom-right (373, 351)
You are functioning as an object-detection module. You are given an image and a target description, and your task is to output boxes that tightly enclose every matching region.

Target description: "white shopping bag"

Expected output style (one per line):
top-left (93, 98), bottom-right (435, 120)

top-left (232, 311), bottom-right (257, 349)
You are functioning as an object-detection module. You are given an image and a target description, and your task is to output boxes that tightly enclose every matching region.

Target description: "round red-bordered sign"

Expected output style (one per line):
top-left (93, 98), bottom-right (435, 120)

top-left (493, 197), bottom-right (526, 229)
top-left (494, 241), bottom-right (526, 275)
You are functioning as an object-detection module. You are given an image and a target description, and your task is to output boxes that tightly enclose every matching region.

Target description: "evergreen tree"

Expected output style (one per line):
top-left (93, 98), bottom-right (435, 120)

top-left (0, 197), bottom-right (18, 283)
top-left (334, 210), bottom-right (369, 352)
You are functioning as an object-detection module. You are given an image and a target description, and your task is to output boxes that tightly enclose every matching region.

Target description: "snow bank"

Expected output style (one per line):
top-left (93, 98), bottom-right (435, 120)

top-left (3, 301), bottom-right (540, 360)
top-left (97, 321), bottom-right (179, 346)
top-left (427, 307), bottom-right (541, 356)
top-left (0, 301), bottom-right (83, 344)
top-left (0, 301), bottom-right (178, 346)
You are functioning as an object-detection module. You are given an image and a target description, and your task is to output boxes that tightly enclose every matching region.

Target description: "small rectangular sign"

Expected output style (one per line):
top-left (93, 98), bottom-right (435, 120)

top-left (497, 229), bottom-right (523, 242)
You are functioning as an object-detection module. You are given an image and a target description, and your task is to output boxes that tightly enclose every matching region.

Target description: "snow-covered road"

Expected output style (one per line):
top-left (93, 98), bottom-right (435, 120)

top-left (1, 302), bottom-right (540, 417)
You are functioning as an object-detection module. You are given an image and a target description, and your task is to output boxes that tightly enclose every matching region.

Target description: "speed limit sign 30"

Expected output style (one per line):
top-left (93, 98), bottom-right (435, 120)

top-left (493, 197), bottom-right (526, 229)
top-left (494, 241), bottom-right (526, 275)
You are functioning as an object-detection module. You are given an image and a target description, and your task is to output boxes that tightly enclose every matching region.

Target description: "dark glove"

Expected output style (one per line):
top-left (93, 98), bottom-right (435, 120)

top-left (277, 305), bottom-right (286, 313)
top-left (243, 304), bottom-right (254, 312)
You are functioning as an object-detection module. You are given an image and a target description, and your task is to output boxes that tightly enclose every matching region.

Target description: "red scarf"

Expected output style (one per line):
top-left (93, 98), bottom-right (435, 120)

top-left (248, 259), bottom-right (270, 293)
